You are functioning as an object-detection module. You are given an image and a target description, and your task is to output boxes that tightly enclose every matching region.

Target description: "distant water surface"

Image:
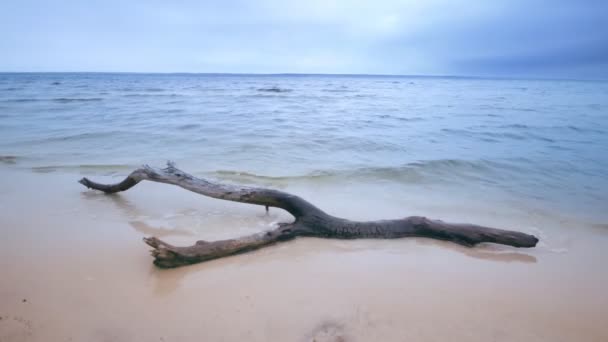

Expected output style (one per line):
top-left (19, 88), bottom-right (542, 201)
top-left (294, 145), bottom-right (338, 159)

top-left (0, 73), bottom-right (607, 222)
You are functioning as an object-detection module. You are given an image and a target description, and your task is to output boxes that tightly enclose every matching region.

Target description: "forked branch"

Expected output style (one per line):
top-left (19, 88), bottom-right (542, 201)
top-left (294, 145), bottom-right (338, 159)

top-left (79, 163), bottom-right (539, 268)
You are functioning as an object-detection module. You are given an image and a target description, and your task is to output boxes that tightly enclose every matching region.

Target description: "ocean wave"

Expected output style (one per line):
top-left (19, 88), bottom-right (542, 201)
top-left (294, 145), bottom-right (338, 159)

top-left (441, 128), bottom-right (556, 143)
top-left (498, 124), bottom-right (529, 129)
top-left (552, 125), bottom-right (606, 134)
top-left (322, 87), bottom-right (355, 93)
top-left (122, 93), bottom-right (182, 98)
top-left (177, 123), bottom-right (201, 130)
top-left (375, 114), bottom-right (426, 122)
top-left (31, 163), bottom-right (137, 173)
top-left (210, 159), bottom-right (513, 185)
top-left (2, 97), bottom-right (104, 103)
top-left (0, 155), bottom-right (19, 164)
top-left (492, 124), bottom-right (605, 135)
top-left (478, 105), bottom-right (537, 112)
top-left (2, 98), bottom-right (40, 103)
top-left (52, 97), bottom-right (103, 103)
top-left (27, 131), bottom-right (132, 143)
top-left (257, 87), bottom-right (292, 93)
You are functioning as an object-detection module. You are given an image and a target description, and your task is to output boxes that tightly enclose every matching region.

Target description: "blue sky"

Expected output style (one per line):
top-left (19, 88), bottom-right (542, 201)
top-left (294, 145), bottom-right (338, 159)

top-left (1, 0), bottom-right (606, 79)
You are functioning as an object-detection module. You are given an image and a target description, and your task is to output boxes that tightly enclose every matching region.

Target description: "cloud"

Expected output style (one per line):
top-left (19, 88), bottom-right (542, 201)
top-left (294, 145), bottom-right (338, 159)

top-left (0, 0), bottom-right (606, 79)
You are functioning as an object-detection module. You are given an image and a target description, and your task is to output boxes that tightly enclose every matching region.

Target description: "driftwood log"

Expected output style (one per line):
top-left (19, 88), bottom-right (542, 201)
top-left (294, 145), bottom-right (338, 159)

top-left (79, 163), bottom-right (539, 268)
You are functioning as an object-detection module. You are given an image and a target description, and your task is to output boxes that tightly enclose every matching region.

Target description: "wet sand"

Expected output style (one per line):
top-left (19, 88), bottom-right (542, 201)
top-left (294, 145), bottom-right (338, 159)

top-left (1, 168), bottom-right (607, 342)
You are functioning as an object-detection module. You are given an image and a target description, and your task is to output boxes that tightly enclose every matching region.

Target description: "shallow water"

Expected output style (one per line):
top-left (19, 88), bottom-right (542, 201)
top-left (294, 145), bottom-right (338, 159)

top-left (1, 73), bottom-right (607, 222)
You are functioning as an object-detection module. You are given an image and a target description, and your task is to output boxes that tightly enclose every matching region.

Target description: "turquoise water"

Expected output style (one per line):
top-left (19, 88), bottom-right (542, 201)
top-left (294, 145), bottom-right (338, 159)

top-left (1, 73), bottom-right (607, 221)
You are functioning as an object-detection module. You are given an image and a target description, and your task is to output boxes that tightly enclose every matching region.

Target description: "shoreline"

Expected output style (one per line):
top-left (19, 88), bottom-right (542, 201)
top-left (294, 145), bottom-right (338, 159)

top-left (1, 168), bottom-right (607, 341)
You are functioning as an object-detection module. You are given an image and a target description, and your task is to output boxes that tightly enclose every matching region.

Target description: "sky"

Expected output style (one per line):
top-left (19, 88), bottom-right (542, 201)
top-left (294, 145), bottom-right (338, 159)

top-left (1, 0), bottom-right (607, 79)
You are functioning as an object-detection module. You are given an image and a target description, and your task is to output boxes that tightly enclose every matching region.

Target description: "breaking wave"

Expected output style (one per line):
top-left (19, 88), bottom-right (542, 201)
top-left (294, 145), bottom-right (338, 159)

top-left (211, 159), bottom-right (519, 186)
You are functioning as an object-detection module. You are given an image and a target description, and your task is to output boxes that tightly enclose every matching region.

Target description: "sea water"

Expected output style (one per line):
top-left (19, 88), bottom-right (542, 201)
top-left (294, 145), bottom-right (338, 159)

top-left (0, 73), bottom-right (607, 223)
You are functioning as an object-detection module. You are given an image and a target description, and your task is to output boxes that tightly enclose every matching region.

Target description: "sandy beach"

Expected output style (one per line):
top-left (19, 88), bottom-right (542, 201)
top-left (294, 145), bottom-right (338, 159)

top-left (1, 167), bottom-right (607, 342)
top-left (2, 0), bottom-right (608, 339)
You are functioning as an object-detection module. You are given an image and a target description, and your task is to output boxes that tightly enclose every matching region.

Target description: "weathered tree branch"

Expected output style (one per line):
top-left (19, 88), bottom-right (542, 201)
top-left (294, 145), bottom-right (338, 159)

top-left (79, 163), bottom-right (539, 268)
top-left (79, 163), bottom-right (323, 218)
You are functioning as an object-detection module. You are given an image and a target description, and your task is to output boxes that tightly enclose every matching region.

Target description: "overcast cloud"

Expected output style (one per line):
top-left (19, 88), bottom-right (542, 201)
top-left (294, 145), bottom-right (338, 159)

top-left (1, 0), bottom-right (606, 79)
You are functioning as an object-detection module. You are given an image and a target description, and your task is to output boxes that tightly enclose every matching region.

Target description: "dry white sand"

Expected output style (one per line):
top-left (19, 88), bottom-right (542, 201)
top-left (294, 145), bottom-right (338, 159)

top-left (1, 169), bottom-right (607, 341)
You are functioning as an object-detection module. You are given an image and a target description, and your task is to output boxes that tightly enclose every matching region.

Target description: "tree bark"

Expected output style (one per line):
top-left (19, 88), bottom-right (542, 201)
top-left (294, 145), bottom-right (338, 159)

top-left (79, 163), bottom-right (539, 268)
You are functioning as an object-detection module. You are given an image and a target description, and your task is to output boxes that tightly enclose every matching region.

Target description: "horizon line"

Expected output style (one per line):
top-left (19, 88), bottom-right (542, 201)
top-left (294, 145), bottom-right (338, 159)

top-left (0, 71), bottom-right (605, 83)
